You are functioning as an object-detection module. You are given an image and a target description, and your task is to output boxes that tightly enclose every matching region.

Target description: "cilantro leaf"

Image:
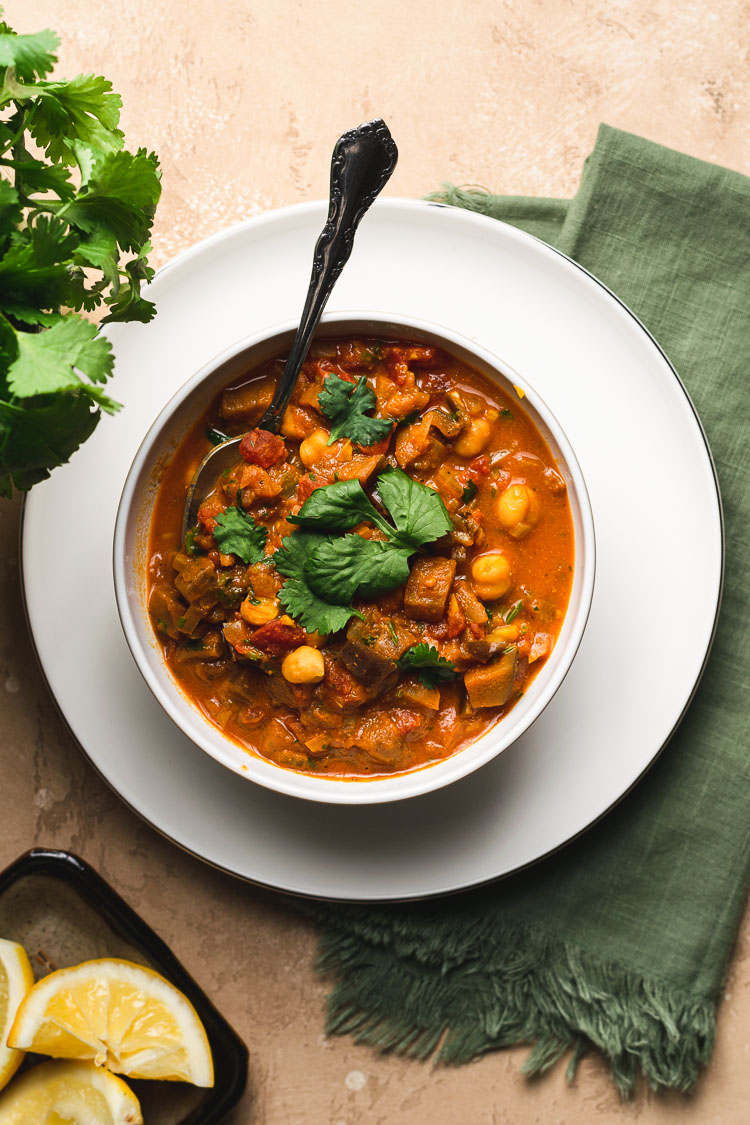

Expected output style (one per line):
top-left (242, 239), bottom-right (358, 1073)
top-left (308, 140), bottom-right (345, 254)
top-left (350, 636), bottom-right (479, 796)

top-left (397, 643), bottom-right (457, 688)
top-left (61, 149), bottom-right (161, 251)
top-left (0, 181), bottom-right (22, 237)
top-left (305, 535), bottom-right (412, 603)
top-left (27, 74), bottom-right (124, 164)
top-left (0, 26), bottom-right (59, 81)
top-left (273, 532), bottom-right (357, 635)
top-left (288, 477), bottom-right (390, 534)
top-left (3, 156), bottom-right (74, 201)
top-left (317, 373), bottom-right (393, 447)
top-left (7, 316), bottom-right (113, 397)
top-left (212, 508), bottom-right (267, 564)
top-left (0, 217), bottom-right (81, 310)
top-left (0, 394), bottom-right (99, 496)
top-left (376, 468), bottom-right (453, 549)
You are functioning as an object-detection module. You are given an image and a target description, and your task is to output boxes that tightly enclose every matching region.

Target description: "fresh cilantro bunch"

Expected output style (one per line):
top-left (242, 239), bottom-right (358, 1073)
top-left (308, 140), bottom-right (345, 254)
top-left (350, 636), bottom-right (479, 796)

top-left (397, 642), bottom-right (457, 688)
top-left (317, 373), bottom-right (393, 447)
top-left (273, 468), bottom-right (452, 634)
top-left (0, 17), bottom-right (161, 496)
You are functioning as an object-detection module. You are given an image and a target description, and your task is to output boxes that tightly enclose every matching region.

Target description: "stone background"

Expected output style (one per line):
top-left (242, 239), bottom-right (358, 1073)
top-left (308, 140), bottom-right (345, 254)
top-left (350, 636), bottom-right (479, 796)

top-left (2, 2), bottom-right (748, 1121)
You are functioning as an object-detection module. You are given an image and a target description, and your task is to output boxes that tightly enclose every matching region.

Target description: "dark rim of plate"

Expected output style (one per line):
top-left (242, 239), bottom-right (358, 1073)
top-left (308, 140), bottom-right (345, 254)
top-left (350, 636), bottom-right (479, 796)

top-left (0, 848), bottom-right (248, 1124)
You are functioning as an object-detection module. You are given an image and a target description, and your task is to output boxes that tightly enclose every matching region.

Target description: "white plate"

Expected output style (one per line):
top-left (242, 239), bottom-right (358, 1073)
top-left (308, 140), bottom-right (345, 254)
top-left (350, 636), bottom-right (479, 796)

top-left (21, 200), bottom-right (723, 901)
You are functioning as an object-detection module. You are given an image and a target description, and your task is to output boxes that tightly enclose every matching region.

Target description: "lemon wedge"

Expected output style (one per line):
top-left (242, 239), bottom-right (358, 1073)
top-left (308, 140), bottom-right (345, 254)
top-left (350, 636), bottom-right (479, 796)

top-left (0, 1059), bottom-right (142, 1124)
top-left (0, 939), bottom-right (34, 1093)
top-left (8, 959), bottom-right (213, 1087)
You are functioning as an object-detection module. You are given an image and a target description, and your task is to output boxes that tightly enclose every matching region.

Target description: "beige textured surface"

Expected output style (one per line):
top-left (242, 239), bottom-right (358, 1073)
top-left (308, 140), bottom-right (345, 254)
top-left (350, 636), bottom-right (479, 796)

top-left (2, 2), bottom-right (749, 1121)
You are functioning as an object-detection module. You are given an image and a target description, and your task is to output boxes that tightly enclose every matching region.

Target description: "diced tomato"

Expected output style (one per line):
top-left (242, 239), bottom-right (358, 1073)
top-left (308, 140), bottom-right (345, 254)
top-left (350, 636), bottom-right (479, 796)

top-left (388, 360), bottom-right (410, 387)
top-left (295, 474), bottom-right (320, 504)
top-left (469, 454), bottom-right (491, 477)
top-left (239, 428), bottom-right (286, 468)
top-left (308, 359), bottom-right (357, 385)
top-left (251, 619), bottom-right (306, 655)
top-left (196, 494), bottom-right (225, 533)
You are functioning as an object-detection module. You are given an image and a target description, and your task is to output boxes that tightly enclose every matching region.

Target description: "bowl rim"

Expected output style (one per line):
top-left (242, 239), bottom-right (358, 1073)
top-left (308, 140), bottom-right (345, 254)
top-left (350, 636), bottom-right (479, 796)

top-left (113, 309), bottom-right (596, 804)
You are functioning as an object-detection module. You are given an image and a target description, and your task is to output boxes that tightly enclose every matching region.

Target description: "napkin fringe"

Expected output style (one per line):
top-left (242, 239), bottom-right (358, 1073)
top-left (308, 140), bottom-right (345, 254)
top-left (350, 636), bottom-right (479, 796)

top-left (315, 920), bottom-right (715, 1096)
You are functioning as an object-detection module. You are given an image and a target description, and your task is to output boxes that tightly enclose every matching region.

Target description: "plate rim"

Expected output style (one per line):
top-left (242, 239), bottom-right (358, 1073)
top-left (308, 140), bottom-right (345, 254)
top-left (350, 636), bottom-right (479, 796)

top-left (19, 198), bottom-right (725, 901)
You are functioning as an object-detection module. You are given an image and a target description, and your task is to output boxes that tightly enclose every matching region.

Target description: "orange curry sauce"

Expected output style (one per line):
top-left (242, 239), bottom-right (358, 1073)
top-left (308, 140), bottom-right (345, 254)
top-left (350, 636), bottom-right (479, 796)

top-left (148, 338), bottom-right (574, 778)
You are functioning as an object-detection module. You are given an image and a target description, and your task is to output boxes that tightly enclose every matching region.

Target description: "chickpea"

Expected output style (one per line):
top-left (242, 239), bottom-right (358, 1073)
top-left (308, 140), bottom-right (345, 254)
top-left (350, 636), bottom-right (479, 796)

top-left (497, 483), bottom-right (540, 539)
top-left (299, 429), bottom-right (330, 468)
top-left (240, 596), bottom-right (278, 626)
top-left (471, 551), bottom-right (512, 601)
top-left (453, 417), bottom-right (491, 457)
top-left (282, 645), bottom-right (325, 684)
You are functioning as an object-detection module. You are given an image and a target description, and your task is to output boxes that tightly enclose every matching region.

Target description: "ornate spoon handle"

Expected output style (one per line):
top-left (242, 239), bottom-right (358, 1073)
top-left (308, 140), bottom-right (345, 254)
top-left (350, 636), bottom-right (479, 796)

top-left (257, 118), bottom-right (398, 432)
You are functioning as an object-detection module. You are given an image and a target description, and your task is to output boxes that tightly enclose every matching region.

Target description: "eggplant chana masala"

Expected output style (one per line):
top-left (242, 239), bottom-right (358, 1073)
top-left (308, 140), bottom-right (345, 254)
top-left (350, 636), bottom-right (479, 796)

top-left (148, 337), bottom-right (574, 777)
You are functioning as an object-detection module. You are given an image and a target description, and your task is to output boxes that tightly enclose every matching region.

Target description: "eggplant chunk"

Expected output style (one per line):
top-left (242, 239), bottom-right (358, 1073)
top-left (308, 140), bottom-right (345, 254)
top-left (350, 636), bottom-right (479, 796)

top-left (404, 556), bottom-right (457, 622)
top-left (464, 646), bottom-right (518, 708)
top-left (174, 557), bottom-right (217, 603)
top-left (346, 616), bottom-right (416, 662)
top-left (397, 676), bottom-right (441, 710)
top-left (341, 638), bottom-right (397, 688)
top-left (464, 637), bottom-right (506, 664)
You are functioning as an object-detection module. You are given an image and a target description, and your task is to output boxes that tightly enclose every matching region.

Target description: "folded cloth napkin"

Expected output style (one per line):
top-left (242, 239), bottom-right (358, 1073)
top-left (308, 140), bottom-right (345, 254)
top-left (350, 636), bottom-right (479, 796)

top-left (303, 125), bottom-right (750, 1094)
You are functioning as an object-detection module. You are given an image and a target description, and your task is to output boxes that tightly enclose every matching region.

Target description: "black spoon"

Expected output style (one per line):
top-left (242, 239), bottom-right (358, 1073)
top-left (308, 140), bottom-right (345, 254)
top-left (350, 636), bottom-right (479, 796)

top-left (182, 119), bottom-right (398, 543)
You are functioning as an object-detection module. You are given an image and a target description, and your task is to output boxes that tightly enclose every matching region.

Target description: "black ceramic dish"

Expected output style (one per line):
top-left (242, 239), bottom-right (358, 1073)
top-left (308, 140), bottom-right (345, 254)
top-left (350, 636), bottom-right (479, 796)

top-left (0, 848), bottom-right (248, 1124)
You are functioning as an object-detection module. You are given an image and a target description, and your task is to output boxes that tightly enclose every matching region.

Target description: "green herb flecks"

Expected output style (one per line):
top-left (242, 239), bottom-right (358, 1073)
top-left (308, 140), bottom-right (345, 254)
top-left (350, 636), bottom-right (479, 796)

top-left (317, 373), bottom-right (393, 447)
top-left (395, 409), bottom-right (421, 430)
top-left (274, 531), bottom-right (360, 635)
top-left (206, 426), bottom-right (230, 446)
top-left (503, 599), bottom-right (523, 623)
top-left (462, 480), bottom-right (478, 504)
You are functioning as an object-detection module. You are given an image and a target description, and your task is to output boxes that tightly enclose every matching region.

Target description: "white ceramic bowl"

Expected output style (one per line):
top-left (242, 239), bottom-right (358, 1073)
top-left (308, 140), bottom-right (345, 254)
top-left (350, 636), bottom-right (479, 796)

top-left (114, 311), bottom-right (595, 804)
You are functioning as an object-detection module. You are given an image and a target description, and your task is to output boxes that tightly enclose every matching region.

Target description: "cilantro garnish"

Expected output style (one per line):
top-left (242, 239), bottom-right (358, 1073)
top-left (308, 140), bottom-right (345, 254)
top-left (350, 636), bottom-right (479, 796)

top-left (0, 16), bottom-right (161, 497)
top-left (462, 480), bottom-right (478, 504)
top-left (274, 532), bottom-right (359, 635)
top-left (289, 476), bottom-right (388, 533)
top-left (317, 373), bottom-right (393, 447)
top-left (397, 643), bottom-right (457, 688)
top-left (274, 469), bottom-right (452, 635)
top-left (305, 536), bottom-right (412, 603)
top-left (213, 508), bottom-right (267, 564)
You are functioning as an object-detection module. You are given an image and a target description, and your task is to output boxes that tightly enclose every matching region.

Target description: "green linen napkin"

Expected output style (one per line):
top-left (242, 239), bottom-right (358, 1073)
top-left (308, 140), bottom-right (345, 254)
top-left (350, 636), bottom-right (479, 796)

top-left (305, 125), bottom-right (750, 1095)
